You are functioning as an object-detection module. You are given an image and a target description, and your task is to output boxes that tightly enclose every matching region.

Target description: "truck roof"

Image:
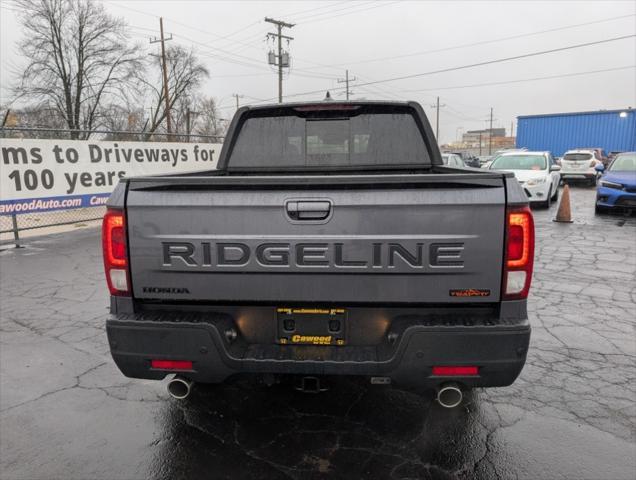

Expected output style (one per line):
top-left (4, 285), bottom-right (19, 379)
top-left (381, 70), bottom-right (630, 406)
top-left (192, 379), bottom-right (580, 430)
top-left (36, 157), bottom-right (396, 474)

top-left (239, 100), bottom-right (413, 112)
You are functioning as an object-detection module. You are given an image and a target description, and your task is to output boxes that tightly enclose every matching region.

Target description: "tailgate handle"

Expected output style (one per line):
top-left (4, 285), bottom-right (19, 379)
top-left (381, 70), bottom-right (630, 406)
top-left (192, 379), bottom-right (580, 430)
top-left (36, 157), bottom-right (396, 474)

top-left (286, 200), bottom-right (332, 220)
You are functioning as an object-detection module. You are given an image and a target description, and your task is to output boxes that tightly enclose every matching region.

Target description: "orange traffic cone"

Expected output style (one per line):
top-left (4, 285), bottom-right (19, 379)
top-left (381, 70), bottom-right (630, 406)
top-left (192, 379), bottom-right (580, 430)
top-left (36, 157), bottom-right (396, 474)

top-left (553, 184), bottom-right (573, 223)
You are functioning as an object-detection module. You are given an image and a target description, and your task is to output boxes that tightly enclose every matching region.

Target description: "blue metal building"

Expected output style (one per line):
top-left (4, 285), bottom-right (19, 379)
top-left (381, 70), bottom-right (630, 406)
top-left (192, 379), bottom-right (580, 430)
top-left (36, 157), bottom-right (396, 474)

top-left (516, 108), bottom-right (636, 157)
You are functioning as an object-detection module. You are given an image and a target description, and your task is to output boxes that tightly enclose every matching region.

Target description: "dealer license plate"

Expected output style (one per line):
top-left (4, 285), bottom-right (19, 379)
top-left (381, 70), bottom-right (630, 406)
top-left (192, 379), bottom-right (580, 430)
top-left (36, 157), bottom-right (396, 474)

top-left (277, 308), bottom-right (346, 346)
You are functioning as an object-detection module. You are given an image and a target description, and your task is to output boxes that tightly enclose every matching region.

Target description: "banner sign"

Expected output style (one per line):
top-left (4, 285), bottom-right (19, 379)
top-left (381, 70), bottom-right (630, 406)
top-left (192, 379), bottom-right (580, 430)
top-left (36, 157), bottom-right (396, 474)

top-left (0, 139), bottom-right (222, 215)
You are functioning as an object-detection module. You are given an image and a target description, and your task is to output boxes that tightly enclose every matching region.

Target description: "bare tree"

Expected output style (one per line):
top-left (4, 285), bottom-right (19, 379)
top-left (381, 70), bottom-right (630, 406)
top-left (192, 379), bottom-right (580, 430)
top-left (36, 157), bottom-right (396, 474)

top-left (13, 0), bottom-right (143, 138)
top-left (193, 96), bottom-right (225, 140)
top-left (143, 45), bottom-right (209, 136)
top-left (165, 95), bottom-right (224, 142)
top-left (170, 94), bottom-right (195, 139)
top-left (100, 103), bottom-right (147, 140)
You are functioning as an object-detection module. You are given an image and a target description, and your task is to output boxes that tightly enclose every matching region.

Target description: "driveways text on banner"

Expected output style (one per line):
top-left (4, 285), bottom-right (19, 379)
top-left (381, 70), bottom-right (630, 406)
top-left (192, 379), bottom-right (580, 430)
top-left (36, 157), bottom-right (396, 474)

top-left (0, 139), bottom-right (221, 215)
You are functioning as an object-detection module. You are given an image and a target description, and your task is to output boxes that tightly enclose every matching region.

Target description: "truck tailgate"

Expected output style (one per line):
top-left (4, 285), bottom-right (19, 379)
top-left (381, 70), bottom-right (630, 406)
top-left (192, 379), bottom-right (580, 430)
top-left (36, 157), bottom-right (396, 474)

top-left (126, 174), bottom-right (506, 304)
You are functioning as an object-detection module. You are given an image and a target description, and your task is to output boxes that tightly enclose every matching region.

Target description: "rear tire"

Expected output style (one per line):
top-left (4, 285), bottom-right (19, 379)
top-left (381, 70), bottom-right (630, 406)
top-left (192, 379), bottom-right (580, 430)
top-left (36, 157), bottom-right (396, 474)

top-left (595, 204), bottom-right (606, 215)
top-left (590, 176), bottom-right (598, 187)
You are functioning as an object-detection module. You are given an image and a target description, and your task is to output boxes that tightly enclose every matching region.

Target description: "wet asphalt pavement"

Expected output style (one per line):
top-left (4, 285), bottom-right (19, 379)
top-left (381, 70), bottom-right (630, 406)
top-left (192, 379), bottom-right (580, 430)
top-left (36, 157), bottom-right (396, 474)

top-left (1, 185), bottom-right (635, 480)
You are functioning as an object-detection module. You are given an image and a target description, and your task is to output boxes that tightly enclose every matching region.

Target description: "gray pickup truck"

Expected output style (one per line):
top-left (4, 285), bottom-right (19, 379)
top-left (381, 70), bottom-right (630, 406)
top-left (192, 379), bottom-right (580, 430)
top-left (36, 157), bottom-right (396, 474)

top-left (103, 101), bottom-right (534, 407)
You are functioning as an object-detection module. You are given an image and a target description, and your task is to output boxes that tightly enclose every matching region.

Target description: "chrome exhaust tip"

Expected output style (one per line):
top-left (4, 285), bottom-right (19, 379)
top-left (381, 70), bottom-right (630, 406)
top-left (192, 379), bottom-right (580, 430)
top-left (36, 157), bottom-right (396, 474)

top-left (167, 375), bottom-right (193, 400)
top-left (437, 383), bottom-right (463, 408)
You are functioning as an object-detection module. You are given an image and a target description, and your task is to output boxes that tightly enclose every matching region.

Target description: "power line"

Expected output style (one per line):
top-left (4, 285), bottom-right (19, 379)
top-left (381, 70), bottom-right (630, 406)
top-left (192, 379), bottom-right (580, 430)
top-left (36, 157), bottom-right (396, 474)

top-left (209, 72), bottom-right (276, 79)
top-left (111, 2), bottom-right (266, 52)
top-left (443, 105), bottom-right (486, 123)
top-left (203, 20), bottom-right (263, 45)
top-left (192, 46), bottom-right (272, 71)
top-left (145, 27), bottom-right (276, 73)
top-left (351, 84), bottom-right (401, 101)
top-left (161, 24), bottom-right (377, 85)
top-left (129, 9), bottom-right (635, 103)
top-left (248, 34), bottom-right (635, 104)
top-left (400, 65), bottom-right (636, 93)
top-left (168, 31), bottom-right (271, 68)
top-left (243, 94), bottom-right (268, 102)
top-left (123, 2), bottom-right (631, 94)
top-left (141, 20), bottom-right (324, 78)
top-left (295, 1), bottom-right (400, 25)
top-left (442, 109), bottom-right (485, 123)
top-left (297, 13), bottom-right (636, 71)
top-left (191, 47), bottom-right (270, 72)
top-left (280, 1), bottom-right (351, 20)
top-left (289, 1), bottom-right (377, 22)
top-left (134, 21), bottom-right (339, 81)
top-left (352, 74), bottom-right (410, 101)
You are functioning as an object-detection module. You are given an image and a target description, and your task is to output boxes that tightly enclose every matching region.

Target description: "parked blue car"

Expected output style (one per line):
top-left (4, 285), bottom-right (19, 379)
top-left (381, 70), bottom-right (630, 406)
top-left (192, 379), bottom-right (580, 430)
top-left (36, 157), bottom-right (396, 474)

top-left (595, 152), bottom-right (636, 213)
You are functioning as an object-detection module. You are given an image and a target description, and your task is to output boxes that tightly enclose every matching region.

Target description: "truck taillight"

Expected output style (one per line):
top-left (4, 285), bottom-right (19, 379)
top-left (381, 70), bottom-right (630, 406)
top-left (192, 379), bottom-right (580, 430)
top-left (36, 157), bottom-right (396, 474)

top-left (102, 209), bottom-right (130, 296)
top-left (503, 206), bottom-right (534, 300)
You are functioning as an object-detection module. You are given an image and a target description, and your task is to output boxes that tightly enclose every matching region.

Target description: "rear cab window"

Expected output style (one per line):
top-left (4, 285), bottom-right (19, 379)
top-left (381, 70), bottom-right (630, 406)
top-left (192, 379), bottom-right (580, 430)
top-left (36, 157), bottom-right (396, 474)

top-left (226, 104), bottom-right (431, 171)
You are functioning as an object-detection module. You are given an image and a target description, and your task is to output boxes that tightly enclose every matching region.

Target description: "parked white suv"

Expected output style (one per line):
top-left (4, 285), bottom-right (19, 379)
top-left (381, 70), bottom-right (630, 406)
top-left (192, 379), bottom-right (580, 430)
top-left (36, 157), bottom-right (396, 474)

top-left (489, 151), bottom-right (561, 208)
top-left (560, 149), bottom-right (604, 186)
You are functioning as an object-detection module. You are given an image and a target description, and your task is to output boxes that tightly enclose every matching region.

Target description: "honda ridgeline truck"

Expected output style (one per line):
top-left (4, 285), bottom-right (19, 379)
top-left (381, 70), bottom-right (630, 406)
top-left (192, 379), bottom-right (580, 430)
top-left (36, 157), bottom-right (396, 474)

top-left (103, 101), bottom-right (534, 407)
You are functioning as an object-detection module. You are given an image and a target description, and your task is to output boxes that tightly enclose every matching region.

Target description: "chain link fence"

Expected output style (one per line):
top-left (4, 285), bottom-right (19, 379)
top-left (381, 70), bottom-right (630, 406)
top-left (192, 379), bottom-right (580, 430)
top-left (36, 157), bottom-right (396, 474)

top-left (0, 126), bottom-right (224, 247)
top-left (0, 206), bottom-right (106, 246)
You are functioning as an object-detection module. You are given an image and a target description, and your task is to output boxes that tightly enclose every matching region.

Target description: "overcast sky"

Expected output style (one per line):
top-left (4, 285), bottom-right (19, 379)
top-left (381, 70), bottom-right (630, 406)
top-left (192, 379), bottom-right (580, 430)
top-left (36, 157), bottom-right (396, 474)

top-left (1, 0), bottom-right (635, 144)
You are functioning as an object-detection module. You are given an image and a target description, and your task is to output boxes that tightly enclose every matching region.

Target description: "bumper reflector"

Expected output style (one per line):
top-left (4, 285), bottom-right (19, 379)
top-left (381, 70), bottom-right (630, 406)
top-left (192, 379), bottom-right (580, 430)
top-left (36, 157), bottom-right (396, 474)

top-left (432, 366), bottom-right (479, 376)
top-left (151, 360), bottom-right (193, 371)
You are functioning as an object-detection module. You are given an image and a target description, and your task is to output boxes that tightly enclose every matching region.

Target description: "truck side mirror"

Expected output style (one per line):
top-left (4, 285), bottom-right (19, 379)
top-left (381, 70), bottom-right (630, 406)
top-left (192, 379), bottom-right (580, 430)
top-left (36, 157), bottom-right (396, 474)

top-left (550, 164), bottom-right (561, 172)
top-left (594, 163), bottom-right (605, 173)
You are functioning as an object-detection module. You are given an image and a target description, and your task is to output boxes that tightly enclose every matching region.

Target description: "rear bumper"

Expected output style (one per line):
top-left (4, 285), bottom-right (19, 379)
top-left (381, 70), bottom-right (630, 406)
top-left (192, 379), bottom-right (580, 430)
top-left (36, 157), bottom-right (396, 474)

top-left (106, 311), bottom-right (531, 389)
top-left (560, 171), bottom-right (596, 180)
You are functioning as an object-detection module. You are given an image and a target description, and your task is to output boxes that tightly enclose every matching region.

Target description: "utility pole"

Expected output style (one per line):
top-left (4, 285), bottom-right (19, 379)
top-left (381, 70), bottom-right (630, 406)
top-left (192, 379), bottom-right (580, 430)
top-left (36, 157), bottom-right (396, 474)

top-left (510, 120), bottom-right (514, 138)
top-left (337, 70), bottom-right (356, 100)
top-left (265, 17), bottom-right (294, 103)
top-left (479, 132), bottom-right (482, 155)
top-left (185, 108), bottom-right (199, 141)
top-left (232, 93), bottom-right (244, 110)
top-left (430, 97), bottom-right (446, 141)
top-left (150, 18), bottom-right (173, 137)
top-left (488, 107), bottom-right (494, 155)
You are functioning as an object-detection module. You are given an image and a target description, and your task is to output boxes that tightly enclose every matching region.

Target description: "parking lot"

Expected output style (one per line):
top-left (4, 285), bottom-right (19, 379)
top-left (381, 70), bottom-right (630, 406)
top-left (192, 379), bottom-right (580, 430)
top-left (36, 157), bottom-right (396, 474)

top-left (0, 185), bottom-right (634, 480)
